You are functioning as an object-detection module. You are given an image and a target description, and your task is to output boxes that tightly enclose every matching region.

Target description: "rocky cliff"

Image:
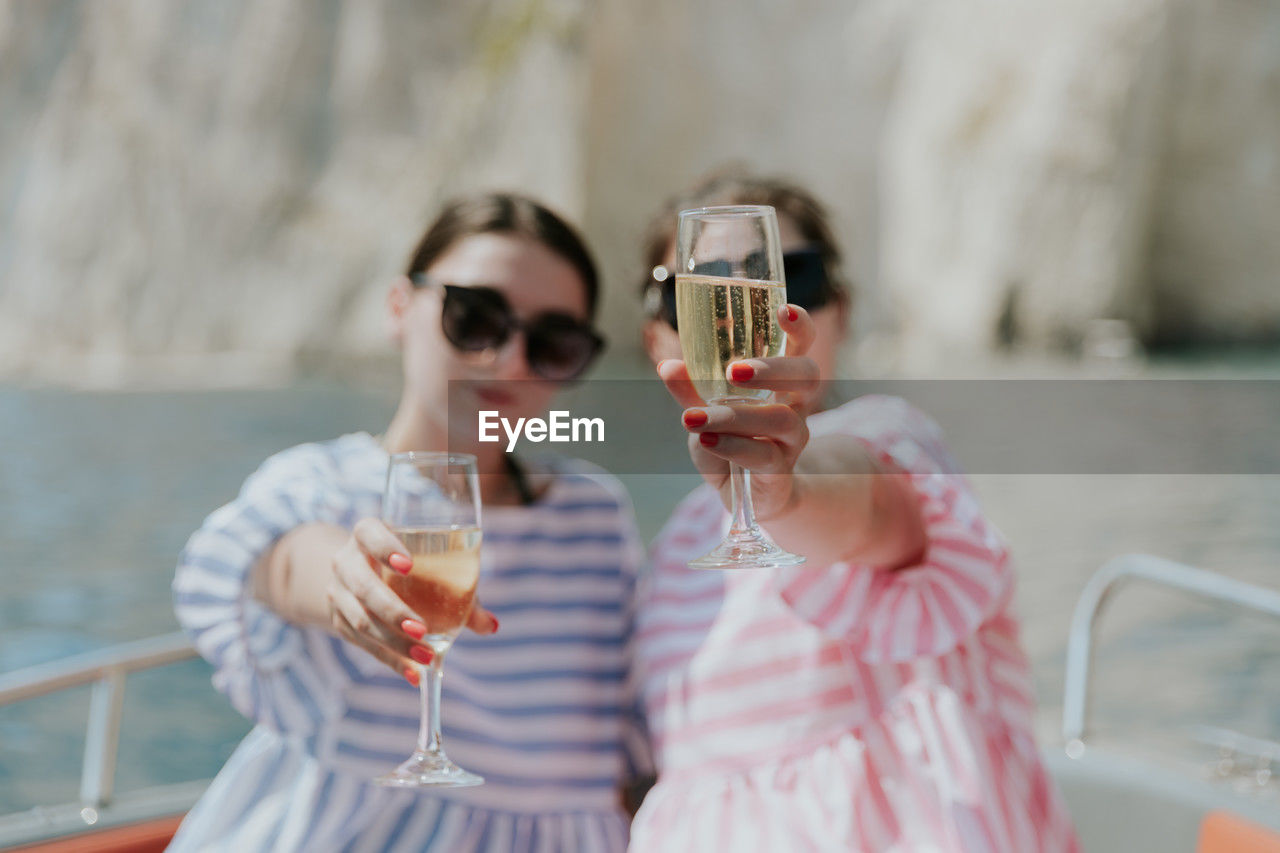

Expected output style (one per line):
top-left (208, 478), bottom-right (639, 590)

top-left (1, 0), bottom-right (1277, 385)
top-left (0, 0), bottom-right (588, 385)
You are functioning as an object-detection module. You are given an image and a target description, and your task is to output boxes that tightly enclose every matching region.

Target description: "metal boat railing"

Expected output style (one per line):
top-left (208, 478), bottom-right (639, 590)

top-left (1062, 554), bottom-right (1280, 759)
top-left (0, 631), bottom-right (205, 844)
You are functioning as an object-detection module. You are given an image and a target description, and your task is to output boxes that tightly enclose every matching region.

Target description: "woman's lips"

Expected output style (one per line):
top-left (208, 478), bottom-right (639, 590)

top-left (474, 386), bottom-right (517, 407)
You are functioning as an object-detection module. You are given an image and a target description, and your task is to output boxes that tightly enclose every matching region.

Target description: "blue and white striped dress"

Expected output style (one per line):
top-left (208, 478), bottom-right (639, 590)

top-left (170, 433), bottom-right (649, 852)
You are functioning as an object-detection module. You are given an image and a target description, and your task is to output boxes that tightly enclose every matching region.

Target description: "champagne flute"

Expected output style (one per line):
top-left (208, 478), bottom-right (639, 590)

top-left (675, 205), bottom-right (805, 569)
top-left (376, 451), bottom-right (484, 787)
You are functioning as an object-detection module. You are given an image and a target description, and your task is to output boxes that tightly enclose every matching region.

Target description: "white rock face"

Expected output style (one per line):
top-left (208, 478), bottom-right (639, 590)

top-left (0, 0), bottom-right (1277, 384)
top-left (0, 0), bottom-right (589, 385)
top-left (878, 0), bottom-right (1174, 365)
top-left (1147, 0), bottom-right (1280, 344)
top-left (878, 0), bottom-right (1280, 364)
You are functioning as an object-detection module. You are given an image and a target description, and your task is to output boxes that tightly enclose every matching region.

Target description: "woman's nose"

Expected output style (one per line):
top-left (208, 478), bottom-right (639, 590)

top-left (490, 330), bottom-right (533, 381)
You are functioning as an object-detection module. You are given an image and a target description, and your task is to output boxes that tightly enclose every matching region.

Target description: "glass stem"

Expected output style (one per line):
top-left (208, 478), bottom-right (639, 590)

top-left (728, 462), bottom-right (759, 536)
top-left (416, 653), bottom-right (445, 756)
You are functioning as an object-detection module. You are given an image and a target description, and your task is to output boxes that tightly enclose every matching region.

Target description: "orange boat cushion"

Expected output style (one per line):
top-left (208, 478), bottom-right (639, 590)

top-left (9, 814), bottom-right (184, 853)
top-left (1199, 810), bottom-right (1280, 853)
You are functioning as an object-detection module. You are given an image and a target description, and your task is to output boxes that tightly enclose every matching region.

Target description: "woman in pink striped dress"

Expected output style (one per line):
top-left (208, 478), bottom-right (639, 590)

top-left (630, 172), bottom-right (1079, 852)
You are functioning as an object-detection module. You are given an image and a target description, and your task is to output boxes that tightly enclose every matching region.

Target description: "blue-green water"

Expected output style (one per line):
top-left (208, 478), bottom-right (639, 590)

top-left (0, 382), bottom-right (388, 810)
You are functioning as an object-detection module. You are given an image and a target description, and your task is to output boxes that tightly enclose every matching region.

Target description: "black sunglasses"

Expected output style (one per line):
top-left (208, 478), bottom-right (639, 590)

top-left (411, 274), bottom-right (605, 381)
top-left (645, 247), bottom-right (836, 331)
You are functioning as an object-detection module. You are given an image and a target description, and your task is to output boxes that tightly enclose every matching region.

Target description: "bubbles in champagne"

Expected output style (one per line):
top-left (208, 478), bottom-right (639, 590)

top-left (385, 526), bottom-right (482, 641)
top-left (675, 274), bottom-right (786, 403)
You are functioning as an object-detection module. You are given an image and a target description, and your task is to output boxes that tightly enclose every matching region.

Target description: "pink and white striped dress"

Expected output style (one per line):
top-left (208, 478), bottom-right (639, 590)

top-left (630, 396), bottom-right (1079, 853)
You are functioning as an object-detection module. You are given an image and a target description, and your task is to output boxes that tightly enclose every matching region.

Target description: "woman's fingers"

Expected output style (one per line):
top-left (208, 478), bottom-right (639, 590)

top-left (333, 545), bottom-right (421, 631)
top-left (326, 583), bottom-right (426, 675)
top-left (687, 432), bottom-right (730, 483)
top-left (691, 432), bottom-right (793, 474)
top-left (722, 356), bottom-right (820, 399)
top-left (778, 304), bottom-right (816, 357)
top-left (682, 402), bottom-right (809, 455)
top-left (683, 400), bottom-right (809, 482)
top-left (330, 538), bottom-right (437, 679)
top-left (352, 517), bottom-right (409, 570)
top-left (328, 520), bottom-right (501, 682)
top-left (465, 602), bottom-right (500, 635)
top-left (656, 359), bottom-right (706, 410)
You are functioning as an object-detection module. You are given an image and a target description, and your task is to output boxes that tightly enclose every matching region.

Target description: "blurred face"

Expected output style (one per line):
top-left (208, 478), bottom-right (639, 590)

top-left (643, 215), bottom-right (848, 395)
top-left (389, 233), bottom-right (592, 436)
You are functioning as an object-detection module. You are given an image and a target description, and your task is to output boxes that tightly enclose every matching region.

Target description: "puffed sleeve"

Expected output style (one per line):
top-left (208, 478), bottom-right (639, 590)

top-left (775, 396), bottom-right (1013, 664)
top-left (172, 442), bottom-right (352, 734)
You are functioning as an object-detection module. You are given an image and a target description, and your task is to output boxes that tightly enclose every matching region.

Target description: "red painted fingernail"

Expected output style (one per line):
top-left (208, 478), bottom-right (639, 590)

top-left (389, 553), bottom-right (412, 574)
top-left (410, 645), bottom-right (433, 665)
top-left (682, 409), bottom-right (708, 429)
top-left (490, 616), bottom-right (500, 634)
top-left (404, 666), bottom-right (420, 686)
top-left (401, 619), bottom-right (426, 639)
top-left (787, 305), bottom-right (799, 323)
top-left (729, 362), bottom-right (754, 383)
top-left (699, 432), bottom-right (720, 448)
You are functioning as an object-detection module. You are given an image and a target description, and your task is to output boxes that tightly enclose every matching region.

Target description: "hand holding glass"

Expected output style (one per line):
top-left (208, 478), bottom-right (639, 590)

top-left (675, 205), bottom-right (806, 569)
top-left (377, 452), bottom-right (484, 787)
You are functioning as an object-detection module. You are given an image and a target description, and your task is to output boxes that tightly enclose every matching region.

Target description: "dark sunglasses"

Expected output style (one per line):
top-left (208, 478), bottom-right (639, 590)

top-left (645, 247), bottom-right (837, 331)
top-left (411, 274), bottom-right (605, 381)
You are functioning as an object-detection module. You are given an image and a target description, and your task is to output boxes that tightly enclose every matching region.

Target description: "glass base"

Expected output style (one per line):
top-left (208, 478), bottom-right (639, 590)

top-left (375, 750), bottom-right (483, 788)
top-left (688, 532), bottom-right (806, 570)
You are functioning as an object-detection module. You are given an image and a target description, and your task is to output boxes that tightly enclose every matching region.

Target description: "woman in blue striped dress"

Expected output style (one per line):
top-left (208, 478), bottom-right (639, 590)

top-left (170, 193), bottom-right (650, 851)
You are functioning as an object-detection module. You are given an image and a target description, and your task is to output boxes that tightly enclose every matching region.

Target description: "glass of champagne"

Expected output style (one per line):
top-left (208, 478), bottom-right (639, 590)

top-left (376, 451), bottom-right (484, 787)
top-left (675, 205), bottom-right (805, 569)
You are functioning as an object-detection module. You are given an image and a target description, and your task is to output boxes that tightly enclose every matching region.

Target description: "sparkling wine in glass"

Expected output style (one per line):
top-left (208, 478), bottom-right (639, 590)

top-left (675, 205), bottom-right (805, 569)
top-left (376, 451), bottom-right (484, 787)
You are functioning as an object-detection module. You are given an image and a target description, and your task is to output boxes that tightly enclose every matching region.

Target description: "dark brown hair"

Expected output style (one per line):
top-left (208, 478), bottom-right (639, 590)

top-left (407, 192), bottom-right (600, 319)
top-left (639, 168), bottom-right (851, 308)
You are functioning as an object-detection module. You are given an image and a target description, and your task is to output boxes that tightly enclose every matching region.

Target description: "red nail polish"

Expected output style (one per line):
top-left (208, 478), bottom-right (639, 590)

top-left (787, 305), bottom-right (799, 323)
top-left (404, 666), bottom-right (420, 686)
top-left (389, 553), bottom-right (412, 574)
top-left (410, 645), bottom-right (433, 665)
top-left (699, 432), bottom-right (719, 448)
top-left (729, 362), bottom-right (754, 383)
top-left (401, 619), bottom-right (426, 639)
top-left (490, 616), bottom-right (500, 634)
top-left (683, 409), bottom-right (708, 429)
